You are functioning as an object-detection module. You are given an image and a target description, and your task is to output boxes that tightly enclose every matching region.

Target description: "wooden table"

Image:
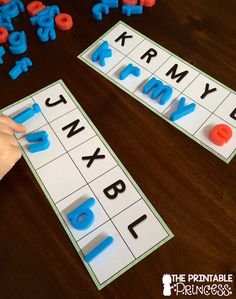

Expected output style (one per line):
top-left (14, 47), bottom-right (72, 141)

top-left (1, 0), bottom-right (235, 298)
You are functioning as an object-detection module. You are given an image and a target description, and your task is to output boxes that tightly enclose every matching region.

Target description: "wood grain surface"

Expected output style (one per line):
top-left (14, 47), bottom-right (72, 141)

top-left (0, 1), bottom-right (235, 298)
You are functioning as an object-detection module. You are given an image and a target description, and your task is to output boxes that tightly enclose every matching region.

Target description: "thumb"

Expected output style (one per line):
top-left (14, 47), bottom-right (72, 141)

top-left (0, 116), bottom-right (26, 133)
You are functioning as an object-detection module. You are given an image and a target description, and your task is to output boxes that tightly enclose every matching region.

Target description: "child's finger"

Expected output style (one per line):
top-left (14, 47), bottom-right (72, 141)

top-left (11, 147), bottom-right (22, 162)
top-left (10, 136), bottom-right (19, 147)
top-left (2, 147), bottom-right (22, 175)
top-left (0, 123), bottom-right (14, 135)
top-left (0, 116), bottom-right (26, 133)
top-left (0, 132), bottom-right (19, 147)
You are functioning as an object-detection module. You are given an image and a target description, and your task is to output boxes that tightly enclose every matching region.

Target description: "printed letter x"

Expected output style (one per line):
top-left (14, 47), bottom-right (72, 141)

top-left (82, 148), bottom-right (105, 168)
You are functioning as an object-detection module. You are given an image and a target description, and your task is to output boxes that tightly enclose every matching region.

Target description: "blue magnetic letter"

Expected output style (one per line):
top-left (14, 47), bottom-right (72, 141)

top-left (170, 97), bottom-right (196, 121)
top-left (92, 3), bottom-right (109, 21)
top-left (0, 12), bottom-right (14, 31)
top-left (119, 63), bottom-right (140, 80)
top-left (122, 4), bottom-right (143, 16)
top-left (84, 236), bottom-right (114, 262)
top-left (67, 197), bottom-right (95, 230)
top-left (0, 46), bottom-right (5, 64)
top-left (26, 131), bottom-right (50, 153)
top-left (8, 57), bottom-right (32, 80)
top-left (91, 41), bottom-right (112, 66)
top-left (143, 77), bottom-right (173, 105)
top-left (12, 103), bottom-right (41, 124)
top-left (9, 31), bottom-right (27, 55)
top-left (101, 0), bottom-right (118, 8)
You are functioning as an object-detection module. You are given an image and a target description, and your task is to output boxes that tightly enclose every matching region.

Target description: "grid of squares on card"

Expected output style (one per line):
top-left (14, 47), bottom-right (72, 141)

top-left (1, 80), bottom-right (173, 290)
top-left (79, 21), bottom-right (236, 163)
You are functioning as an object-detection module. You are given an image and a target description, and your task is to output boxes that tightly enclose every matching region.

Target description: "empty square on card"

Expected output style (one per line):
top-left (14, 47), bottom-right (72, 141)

top-left (215, 93), bottom-right (236, 128)
top-left (163, 95), bottom-right (211, 134)
top-left (19, 124), bottom-right (65, 169)
top-left (103, 23), bottom-right (143, 55)
top-left (69, 136), bottom-right (117, 182)
top-left (33, 83), bottom-right (76, 122)
top-left (2, 98), bottom-right (47, 139)
top-left (50, 109), bottom-right (96, 151)
top-left (194, 114), bottom-right (236, 159)
top-left (184, 74), bottom-right (230, 112)
top-left (77, 221), bottom-right (134, 284)
top-left (37, 154), bottom-right (86, 203)
top-left (128, 39), bottom-right (171, 73)
top-left (56, 185), bottom-right (109, 241)
top-left (81, 40), bottom-right (125, 74)
top-left (89, 166), bottom-right (141, 218)
top-left (156, 56), bottom-right (199, 91)
top-left (112, 200), bottom-right (169, 258)
top-left (134, 76), bottom-right (180, 113)
top-left (108, 57), bottom-right (151, 93)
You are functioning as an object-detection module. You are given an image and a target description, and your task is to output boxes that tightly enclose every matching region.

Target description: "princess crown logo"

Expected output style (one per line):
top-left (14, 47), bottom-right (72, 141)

top-left (162, 274), bottom-right (172, 296)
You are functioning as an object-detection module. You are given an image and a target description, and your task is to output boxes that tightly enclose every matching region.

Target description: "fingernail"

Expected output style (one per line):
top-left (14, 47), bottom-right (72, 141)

top-left (20, 124), bottom-right (26, 131)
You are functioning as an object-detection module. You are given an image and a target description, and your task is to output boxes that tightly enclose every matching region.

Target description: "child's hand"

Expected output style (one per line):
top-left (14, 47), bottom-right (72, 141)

top-left (0, 116), bottom-right (26, 180)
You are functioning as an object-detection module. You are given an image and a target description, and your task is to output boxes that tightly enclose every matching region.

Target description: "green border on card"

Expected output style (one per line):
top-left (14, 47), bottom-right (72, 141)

top-left (78, 21), bottom-right (236, 164)
top-left (0, 80), bottom-right (173, 290)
